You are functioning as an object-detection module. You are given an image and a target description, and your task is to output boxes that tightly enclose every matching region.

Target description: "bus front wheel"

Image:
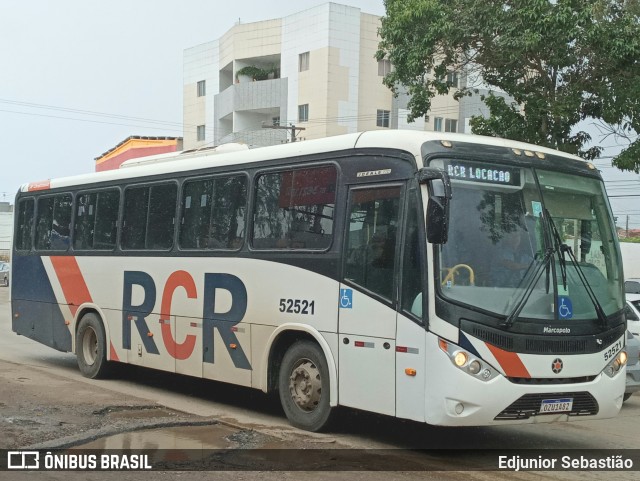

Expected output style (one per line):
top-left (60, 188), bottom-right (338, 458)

top-left (278, 340), bottom-right (332, 432)
top-left (76, 313), bottom-right (110, 379)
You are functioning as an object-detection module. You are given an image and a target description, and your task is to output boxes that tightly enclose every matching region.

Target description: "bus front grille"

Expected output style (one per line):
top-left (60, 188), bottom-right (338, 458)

top-left (494, 392), bottom-right (598, 420)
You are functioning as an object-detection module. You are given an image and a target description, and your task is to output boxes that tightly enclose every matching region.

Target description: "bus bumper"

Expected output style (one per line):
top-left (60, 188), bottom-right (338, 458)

top-left (424, 336), bottom-right (625, 426)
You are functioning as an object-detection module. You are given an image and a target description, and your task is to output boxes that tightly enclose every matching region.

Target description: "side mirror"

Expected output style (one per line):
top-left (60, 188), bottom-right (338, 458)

top-left (418, 168), bottom-right (451, 245)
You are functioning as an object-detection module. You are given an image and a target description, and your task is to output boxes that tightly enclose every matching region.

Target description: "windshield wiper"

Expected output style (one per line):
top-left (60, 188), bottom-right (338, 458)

top-left (501, 247), bottom-right (553, 329)
top-left (502, 207), bottom-right (558, 329)
top-left (544, 210), bottom-right (609, 331)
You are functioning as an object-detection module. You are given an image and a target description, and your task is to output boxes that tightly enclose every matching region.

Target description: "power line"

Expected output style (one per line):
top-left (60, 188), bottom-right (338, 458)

top-left (0, 98), bottom-right (185, 128)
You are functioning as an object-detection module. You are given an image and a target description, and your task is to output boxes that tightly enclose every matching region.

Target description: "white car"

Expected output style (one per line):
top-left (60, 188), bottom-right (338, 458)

top-left (626, 278), bottom-right (640, 294)
top-left (624, 294), bottom-right (640, 402)
top-left (626, 294), bottom-right (640, 338)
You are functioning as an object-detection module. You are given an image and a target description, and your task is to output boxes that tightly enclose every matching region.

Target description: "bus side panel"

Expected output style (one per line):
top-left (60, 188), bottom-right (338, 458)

top-left (11, 255), bottom-right (72, 352)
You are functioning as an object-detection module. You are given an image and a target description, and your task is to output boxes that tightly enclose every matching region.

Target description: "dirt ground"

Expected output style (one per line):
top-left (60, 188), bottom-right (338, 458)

top-left (0, 358), bottom-right (477, 479)
top-left (0, 359), bottom-right (215, 449)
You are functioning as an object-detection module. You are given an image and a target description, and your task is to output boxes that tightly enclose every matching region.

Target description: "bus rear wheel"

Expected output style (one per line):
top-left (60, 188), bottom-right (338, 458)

top-left (76, 313), bottom-right (110, 379)
top-left (278, 340), bottom-right (332, 432)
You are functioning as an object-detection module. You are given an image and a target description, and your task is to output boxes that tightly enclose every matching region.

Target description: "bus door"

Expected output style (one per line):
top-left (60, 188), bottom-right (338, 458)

top-left (395, 187), bottom-right (427, 422)
top-left (339, 185), bottom-right (402, 416)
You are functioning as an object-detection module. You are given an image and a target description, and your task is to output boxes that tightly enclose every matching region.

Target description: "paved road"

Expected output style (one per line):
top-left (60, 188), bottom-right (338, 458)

top-left (1, 286), bottom-right (639, 480)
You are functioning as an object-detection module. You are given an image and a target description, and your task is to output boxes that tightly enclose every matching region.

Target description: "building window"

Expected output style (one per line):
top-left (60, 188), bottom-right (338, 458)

top-left (434, 117), bottom-right (443, 132)
top-left (272, 116), bottom-right (280, 126)
top-left (197, 125), bottom-right (206, 141)
top-left (197, 80), bottom-right (206, 97)
top-left (445, 118), bottom-right (458, 133)
top-left (376, 109), bottom-right (390, 128)
top-left (378, 59), bottom-right (391, 76)
top-left (298, 104), bottom-right (309, 122)
top-left (299, 51), bottom-right (310, 72)
top-left (446, 72), bottom-right (458, 88)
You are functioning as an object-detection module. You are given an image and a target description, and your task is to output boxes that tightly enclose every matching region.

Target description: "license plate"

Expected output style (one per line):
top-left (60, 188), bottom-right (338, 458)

top-left (540, 398), bottom-right (573, 414)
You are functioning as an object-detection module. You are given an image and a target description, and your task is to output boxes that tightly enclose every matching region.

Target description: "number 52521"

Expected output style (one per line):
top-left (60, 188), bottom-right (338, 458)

top-left (279, 298), bottom-right (315, 315)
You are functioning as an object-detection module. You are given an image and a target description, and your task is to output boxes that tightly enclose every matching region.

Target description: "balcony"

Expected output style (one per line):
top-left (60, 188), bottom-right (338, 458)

top-left (214, 77), bottom-right (288, 120)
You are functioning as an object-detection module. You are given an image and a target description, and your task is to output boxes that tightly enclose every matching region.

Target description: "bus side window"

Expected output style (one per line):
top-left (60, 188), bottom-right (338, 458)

top-left (121, 186), bottom-right (149, 250)
top-left (345, 186), bottom-right (401, 301)
top-left (35, 194), bottom-right (72, 251)
top-left (180, 175), bottom-right (247, 250)
top-left (15, 198), bottom-right (35, 251)
top-left (121, 183), bottom-right (176, 250)
top-left (252, 166), bottom-right (336, 250)
top-left (75, 189), bottom-right (120, 250)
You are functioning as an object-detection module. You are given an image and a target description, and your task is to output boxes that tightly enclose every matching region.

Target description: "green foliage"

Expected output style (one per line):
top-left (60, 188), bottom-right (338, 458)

top-left (236, 65), bottom-right (276, 81)
top-left (377, 0), bottom-right (640, 167)
top-left (620, 237), bottom-right (640, 243)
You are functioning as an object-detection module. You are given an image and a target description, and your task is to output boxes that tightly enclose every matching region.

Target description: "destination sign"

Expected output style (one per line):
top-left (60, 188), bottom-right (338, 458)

top-left (444, 160), bottom-right (521, 186)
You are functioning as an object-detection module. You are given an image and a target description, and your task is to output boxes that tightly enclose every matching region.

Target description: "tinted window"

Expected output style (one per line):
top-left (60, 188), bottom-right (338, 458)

top-left (15, 198), bottom-right (34, 251)
top-left (401, 189), bottom-right (423, 317)
top-left (35, 194), bottom-right (72, 251)
top-left (74, 189), bottom-right (120, 250)
top-left (253, 166), bottom-right (336, 250)
top-left (121, 183), bottom-right (177, 250)
top-left (180, 175), bottom-right (247, 250)
top-left (344, 186), bottom-right (401, 300)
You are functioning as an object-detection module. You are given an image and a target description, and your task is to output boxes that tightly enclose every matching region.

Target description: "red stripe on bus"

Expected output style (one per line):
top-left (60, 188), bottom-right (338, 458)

top-left (109, 341), bottom-right (120, 362)
top-left (50, 256), bottom-right (93, 317)
top-left (485, 343), bottom-right (531, 378)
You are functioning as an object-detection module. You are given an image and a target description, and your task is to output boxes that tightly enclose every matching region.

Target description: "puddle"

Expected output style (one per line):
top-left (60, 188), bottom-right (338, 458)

top-left (91, 405), bottom-right (178, 420)
top-left (76, 424), bottom-right (240, 450)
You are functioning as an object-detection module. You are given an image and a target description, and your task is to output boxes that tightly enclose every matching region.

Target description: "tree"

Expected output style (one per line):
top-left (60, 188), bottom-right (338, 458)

top-left (376, 0), bottom-right (640, 168)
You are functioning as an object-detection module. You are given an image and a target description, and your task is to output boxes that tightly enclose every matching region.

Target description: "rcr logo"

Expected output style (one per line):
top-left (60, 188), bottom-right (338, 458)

top-left (8, 451), bottom-right (39, 469)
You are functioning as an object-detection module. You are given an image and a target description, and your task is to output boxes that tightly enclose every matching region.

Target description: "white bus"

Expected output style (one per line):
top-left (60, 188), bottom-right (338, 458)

top-left (11, 130), bottom-right (627, 431)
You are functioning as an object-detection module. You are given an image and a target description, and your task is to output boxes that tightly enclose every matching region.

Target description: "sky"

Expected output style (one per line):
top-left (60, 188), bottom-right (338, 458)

top-left (0, 0), bottom-right (638, 227)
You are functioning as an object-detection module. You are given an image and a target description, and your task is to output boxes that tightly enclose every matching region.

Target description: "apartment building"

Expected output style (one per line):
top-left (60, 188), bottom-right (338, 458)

top-left (183, 2), bottom-right (465, 149)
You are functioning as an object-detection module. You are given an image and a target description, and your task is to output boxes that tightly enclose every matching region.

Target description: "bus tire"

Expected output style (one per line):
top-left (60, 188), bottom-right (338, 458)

top-left (278, 340), bottom-right (332, 432)
top-left (76, 313), bottom-right (110, 379)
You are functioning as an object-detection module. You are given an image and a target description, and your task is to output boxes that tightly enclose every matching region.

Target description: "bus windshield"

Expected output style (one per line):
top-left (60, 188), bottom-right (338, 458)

top-left (431, 159), bottom-right (624, 323)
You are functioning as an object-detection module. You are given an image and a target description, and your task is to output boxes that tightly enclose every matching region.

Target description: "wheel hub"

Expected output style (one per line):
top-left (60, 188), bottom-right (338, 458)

top-left (289, 360), bottom-right (321, 412)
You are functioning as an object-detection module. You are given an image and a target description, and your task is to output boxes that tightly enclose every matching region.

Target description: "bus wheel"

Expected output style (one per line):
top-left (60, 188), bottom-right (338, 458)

top-left (278, 340), bottom-right (332, 432)
top-left (76, 313), bottom-right (110, 379)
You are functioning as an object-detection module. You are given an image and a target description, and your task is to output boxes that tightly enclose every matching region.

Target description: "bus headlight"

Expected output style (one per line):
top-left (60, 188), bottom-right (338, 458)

top-left (468, 360), bottom-right (482, 375)
top-left (439, 338), bottom-right (499, 382)
top-left (454, 351), bottom-right (468, 367)
top-left (603, 350), bottom-right (627, 378)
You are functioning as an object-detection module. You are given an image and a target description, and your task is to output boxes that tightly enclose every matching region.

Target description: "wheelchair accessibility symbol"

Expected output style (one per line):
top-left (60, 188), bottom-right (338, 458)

top-left (558, 296), bottom-right (573, 319)
top-left (339, 288), bottom-right (353, 309)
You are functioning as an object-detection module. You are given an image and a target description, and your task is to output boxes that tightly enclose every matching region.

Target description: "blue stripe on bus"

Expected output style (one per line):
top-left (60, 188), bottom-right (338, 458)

top-left (458, 331), bottom-right (481, 359)
top-left (11, 256), bottom-right (72, 353)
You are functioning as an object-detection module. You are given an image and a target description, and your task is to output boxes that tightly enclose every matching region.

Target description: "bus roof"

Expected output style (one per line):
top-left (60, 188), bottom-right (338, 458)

top-left (19, 130), bottom-right (585, 193)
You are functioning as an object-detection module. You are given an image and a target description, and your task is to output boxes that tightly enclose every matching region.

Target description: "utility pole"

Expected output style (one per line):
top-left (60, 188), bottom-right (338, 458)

top-left (627, 215), bottom-right (630, 237)
top-left (262, 123), bottom-right (306, 143)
